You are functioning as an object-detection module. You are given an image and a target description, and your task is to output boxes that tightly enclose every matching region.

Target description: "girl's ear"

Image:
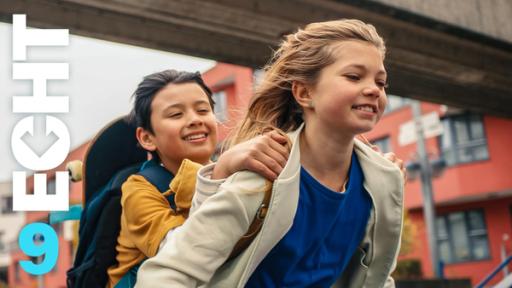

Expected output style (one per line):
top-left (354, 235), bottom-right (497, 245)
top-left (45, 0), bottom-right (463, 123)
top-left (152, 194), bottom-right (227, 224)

top-left (136, 127), bottom-right (157, 152)
top-left (291, 81), bottom-right (314, 109)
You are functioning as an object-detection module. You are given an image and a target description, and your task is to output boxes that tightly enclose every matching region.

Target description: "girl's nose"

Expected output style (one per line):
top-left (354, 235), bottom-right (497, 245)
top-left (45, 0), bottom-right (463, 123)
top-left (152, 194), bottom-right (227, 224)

top-left (362, 85), bottom-right (381, 98)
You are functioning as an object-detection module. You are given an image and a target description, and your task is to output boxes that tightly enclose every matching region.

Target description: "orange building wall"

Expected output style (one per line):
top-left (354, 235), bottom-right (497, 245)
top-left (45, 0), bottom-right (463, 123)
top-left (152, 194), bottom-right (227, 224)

top-left (405, 199), bottom-right (512, 285)
top-left (202, 63), bottom-right (253, 141)
top-left (367, 102), bottom-right (512, 285)
top-left (8, 142), bottom-right (88, 288)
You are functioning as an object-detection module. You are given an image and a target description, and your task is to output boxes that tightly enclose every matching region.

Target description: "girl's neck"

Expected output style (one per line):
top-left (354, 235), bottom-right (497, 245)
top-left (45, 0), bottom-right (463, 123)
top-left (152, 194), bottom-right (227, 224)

top-left (299, 122), bottom-right (355, 192)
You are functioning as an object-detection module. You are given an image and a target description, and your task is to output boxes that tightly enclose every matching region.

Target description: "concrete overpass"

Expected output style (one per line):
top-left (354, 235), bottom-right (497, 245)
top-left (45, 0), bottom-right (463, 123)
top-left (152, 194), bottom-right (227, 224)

top-left (1, 0), bottom-right (511, 117)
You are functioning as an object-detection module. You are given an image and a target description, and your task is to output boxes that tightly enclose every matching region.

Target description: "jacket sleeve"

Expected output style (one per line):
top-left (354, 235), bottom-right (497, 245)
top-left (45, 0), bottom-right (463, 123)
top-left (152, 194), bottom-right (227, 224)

top-left (135, 171), bottom-right (266, 287)
top-left (190, 163), bottom-right (226, 215)
top-left (121, 175), bottom-right (186, 257)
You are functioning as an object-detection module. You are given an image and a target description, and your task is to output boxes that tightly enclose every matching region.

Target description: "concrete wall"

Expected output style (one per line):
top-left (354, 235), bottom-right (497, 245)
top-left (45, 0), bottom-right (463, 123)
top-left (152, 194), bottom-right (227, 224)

top-left (372, 0), bottom-right (512, 42)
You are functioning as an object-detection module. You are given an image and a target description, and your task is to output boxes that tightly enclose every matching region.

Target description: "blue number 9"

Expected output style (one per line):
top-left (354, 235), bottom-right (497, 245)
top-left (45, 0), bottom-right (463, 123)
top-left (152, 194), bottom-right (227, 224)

top-left (18, 223), bottom-right (58, 275)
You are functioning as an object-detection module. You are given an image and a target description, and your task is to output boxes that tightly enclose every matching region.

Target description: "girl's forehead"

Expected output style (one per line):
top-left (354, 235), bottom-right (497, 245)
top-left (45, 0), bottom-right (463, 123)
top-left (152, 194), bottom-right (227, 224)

top-left (327, 41), bottom-right (385, 70)
top-left (329, 40), bottom-right (384, 59)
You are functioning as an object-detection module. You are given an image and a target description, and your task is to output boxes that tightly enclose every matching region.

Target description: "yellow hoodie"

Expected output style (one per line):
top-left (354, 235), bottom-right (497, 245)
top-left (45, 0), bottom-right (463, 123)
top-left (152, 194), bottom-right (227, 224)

top-left (107, 159), bottom-right (201, 287)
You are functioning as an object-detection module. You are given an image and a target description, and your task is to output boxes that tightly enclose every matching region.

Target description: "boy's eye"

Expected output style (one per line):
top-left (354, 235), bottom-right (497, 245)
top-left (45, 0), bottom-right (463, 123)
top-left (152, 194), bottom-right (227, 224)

top-left (197, 108), bottom-right (210, 113)
top-left (168, 112), bottom-right (182, 118)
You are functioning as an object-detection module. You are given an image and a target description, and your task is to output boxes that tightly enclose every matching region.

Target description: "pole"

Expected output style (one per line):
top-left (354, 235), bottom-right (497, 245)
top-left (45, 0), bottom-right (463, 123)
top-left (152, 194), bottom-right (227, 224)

top-left (411, 100), bottom-right (440, 278)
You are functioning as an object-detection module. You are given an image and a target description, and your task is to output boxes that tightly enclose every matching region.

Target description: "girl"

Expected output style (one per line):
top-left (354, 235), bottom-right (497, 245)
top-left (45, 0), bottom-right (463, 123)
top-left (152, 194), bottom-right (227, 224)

top-left (137, 19), bottom-right (404, 288)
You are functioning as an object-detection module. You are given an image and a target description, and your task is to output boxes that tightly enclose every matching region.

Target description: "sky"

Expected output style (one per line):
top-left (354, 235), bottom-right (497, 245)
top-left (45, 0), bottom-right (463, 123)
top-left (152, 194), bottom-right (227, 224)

top-left (0, 22), bottom-right (215, 182)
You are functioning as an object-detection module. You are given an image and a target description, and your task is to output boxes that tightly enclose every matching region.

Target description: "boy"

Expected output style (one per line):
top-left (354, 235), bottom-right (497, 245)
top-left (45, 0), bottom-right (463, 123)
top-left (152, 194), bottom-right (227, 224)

top-left (107, 70), bottom-right (289, 287)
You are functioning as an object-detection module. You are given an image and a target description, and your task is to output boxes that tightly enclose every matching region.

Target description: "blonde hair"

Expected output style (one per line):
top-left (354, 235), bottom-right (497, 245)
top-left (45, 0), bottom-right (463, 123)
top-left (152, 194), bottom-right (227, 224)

top-left (226, 19), bottom-right (386, 147)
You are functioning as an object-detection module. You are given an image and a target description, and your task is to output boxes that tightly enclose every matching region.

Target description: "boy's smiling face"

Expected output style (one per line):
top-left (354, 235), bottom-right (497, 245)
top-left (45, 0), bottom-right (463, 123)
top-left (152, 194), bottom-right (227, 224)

top-left (138, 82), bottom-right (218, 174)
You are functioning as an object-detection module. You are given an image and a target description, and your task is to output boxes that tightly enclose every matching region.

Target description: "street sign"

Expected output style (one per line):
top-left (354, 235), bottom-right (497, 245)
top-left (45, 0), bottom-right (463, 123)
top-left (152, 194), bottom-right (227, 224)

top-left (399, 111), bottom-right (443, 146)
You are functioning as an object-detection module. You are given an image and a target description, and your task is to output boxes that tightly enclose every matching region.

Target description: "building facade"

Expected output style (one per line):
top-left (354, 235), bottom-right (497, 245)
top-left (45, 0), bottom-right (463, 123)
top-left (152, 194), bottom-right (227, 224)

top-left (365, 96), bottom-right (512, 285)
top-left (8, 142), bottom-right (88, 288)
top-left (0, 182), bottom-right (25, 287)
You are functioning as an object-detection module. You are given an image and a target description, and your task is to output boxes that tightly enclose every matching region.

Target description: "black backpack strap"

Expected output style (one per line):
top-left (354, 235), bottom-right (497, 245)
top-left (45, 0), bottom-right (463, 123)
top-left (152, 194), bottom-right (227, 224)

top-left (137, 162), bottom-right (176, 210)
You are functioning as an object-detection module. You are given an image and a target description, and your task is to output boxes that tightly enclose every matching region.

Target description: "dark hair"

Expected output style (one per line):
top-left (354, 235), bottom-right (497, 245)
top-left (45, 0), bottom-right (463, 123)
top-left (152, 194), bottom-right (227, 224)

top-left (130, 69), bottom-right (214, 134)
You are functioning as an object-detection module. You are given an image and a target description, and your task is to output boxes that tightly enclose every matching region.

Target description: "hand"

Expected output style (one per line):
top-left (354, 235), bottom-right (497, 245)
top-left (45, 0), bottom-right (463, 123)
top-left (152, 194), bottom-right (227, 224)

top-left (383, 152), bottom-right (407, 182)
top-left (212, 130), bottom-right (291, 180)
top-left (358, 134), bottom-right (407, 182)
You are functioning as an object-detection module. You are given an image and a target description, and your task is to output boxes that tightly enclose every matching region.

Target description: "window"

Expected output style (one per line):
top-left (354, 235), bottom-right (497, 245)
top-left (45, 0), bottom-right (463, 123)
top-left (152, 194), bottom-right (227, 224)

top-left (1, 195), bottom-right (14, 214)
top-left (253, 69), bottom-right (264, 87)
top-left (47, 178), bottom-right (56, 195)
top-left (372, 136), bottom-right (391, 153)
top-left (14, 261), bottom-right (20, 282)
top-left (212, 91), bottom-right (228, 122)
top-left (439, 113), bottom-right (488, 166)
top-left (0, 232), bottom-right (5, 252)
top-left (384, 95), bottom-right (410, 114)
top-left (436, 209), bottom-right (490, 263)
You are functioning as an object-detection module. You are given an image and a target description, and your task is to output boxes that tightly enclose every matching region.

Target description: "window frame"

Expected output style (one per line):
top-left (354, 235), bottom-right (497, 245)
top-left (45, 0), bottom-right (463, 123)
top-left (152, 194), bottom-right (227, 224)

top-left (371, 136), bottom-right (392, 153)
top-left (438, 113), bottom-right (489, 166)
top-left (436, 209), bottom-right (491, 264)
top-left (383, 94), bottom-right (410, 114)
top-left (212, 90), bottom-right (228, 122)
top-left (1, 195), bottom-right (14, 214)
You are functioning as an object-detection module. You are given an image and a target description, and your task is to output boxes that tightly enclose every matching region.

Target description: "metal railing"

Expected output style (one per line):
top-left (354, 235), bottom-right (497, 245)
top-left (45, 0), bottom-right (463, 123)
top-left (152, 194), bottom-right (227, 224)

top-left (475, 255), bottom-right (512, 288)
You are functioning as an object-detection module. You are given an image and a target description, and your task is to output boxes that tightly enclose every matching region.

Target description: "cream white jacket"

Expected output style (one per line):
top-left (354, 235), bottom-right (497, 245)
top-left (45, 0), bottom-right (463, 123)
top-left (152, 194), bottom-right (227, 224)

top-left (136, 125), bottom-right (404, 288)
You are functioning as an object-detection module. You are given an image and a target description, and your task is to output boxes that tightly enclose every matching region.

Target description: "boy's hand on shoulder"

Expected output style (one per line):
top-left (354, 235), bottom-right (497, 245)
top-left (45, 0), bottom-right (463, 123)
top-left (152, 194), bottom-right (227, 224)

top-left (213, 130), bottom-right (290, 181)
top-left (359, 135), bottom-right (407, 182)
top-left (382, 151), bottom-right (406, 182)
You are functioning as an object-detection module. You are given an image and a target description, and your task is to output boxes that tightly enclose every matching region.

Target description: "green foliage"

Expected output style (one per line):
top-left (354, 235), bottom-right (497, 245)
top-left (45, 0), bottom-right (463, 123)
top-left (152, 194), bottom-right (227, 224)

top-left (392, 259), bottom-right (423, 280)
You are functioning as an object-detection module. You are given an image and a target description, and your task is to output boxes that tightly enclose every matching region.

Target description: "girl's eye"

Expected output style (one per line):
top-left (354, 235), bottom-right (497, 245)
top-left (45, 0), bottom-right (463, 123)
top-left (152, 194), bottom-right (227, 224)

top-left (345, 74), bottom-right (361, 81)
top-left (377, 81), bottom-right (389, 89)
top-left (198, 109), bottom-right (210, 114)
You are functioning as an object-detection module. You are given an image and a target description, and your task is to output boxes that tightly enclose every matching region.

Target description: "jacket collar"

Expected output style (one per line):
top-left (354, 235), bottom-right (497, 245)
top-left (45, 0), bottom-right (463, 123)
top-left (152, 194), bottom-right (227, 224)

top-left (280, 123), bottom-right (403, 191)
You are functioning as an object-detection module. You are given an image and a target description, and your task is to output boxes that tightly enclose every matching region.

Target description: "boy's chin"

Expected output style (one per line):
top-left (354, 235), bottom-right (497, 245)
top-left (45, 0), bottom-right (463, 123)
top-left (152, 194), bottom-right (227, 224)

top-left (186, 151), bottom-right (215, 164)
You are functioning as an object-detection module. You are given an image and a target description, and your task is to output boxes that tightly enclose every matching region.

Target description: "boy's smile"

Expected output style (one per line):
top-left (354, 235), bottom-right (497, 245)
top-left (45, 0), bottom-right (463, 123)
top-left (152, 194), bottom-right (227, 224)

top-left (140, 82), bottom-right (218, 174)
top-left (183, 132), bottom-right (209, 143)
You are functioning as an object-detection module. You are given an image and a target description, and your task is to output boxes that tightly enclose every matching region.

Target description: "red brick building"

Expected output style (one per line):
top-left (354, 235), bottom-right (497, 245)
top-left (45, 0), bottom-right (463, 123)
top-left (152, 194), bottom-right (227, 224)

top-left (8, 142), bottom-right (88, 288)
top-left (365, 98), bottom-right (512, 286)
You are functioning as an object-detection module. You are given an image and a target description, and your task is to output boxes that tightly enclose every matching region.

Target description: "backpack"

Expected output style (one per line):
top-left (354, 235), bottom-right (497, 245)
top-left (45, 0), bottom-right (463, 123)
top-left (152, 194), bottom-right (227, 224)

top-left (65, 159), bottom-right (174, 288)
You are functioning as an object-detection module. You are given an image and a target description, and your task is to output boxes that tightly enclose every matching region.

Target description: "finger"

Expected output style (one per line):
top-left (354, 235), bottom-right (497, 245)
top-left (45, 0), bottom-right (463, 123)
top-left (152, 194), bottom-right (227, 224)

top-left (267, 133), bottom-right (290, 156)
top-left (248, 145), bottom-right (285, 176)
top-left (256, 149), bottom-right (285, 175)
top-left (262, 140), bottom-right (289, 168)
top-left (268, 130), bottom-right (290, 146)
top-left (384, 152), bottom-right (397, 162)
top-left (245, 158), bottom-right (278, 181)
top-left (397, 159), bottom-right (404, 170)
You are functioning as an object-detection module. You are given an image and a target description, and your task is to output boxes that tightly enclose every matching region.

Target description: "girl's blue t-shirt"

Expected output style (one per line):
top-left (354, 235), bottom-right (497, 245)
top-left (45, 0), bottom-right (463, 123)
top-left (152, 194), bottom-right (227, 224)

top-left (246, 152), bottom-right (372, 288)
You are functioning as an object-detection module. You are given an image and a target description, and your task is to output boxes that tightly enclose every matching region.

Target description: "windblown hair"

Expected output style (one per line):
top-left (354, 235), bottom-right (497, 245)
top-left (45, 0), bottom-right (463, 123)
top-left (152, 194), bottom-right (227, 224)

top-left (226, 19), bottom-right (385, 147)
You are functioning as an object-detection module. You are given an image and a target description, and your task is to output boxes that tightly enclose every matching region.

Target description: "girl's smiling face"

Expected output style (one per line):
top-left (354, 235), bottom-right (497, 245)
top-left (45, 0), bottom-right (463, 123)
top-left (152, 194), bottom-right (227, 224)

top-left (306, 40), bottom-right (388, 135)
